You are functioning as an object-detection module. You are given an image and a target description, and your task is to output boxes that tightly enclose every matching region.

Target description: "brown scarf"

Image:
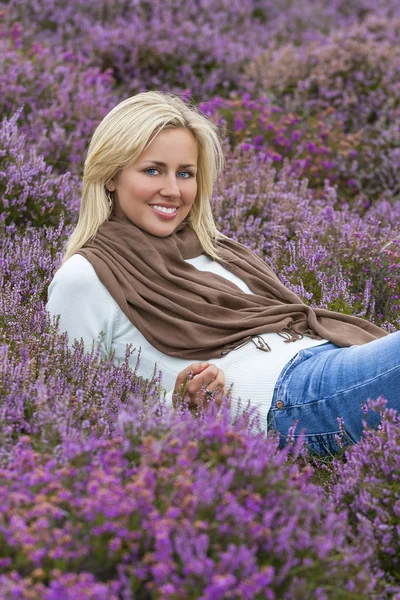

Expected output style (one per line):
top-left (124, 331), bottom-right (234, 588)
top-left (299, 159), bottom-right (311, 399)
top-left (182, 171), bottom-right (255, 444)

top-left (77, 214), bottom-right (387, 359)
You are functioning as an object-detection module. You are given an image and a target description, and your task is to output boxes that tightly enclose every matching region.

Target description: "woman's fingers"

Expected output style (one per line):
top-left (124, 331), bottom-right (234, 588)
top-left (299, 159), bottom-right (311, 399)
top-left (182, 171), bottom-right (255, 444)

top-left (174, 362), bottom-right (210, 393)
top-left (173, 363), bottom-right (228, 409)
top-left (187, 365), bottom-right (226, 407)
top-left (191, 364), bottom-right (218, 387)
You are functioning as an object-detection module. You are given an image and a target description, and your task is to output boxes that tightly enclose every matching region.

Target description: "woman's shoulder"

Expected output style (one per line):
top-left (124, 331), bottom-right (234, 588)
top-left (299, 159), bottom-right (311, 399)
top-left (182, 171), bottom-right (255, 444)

top-left (47, 254), bottom-right (111, 309)
top-left (50, 254), bottom-right (100, 289)
top-left (46, 253), bottom-right (120, 354)
top-left (46, 253), bottom-right (119, 325)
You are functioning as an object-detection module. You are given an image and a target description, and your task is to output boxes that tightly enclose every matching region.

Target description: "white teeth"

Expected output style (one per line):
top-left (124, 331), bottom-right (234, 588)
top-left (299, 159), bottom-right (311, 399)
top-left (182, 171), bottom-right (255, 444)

top-left (151, 205), bottom-right (178, 214)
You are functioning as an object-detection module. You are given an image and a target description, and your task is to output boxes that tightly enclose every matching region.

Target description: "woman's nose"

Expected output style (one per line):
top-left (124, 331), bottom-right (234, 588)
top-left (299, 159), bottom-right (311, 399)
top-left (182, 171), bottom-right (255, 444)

top-left (159, 173), bottom-right (181, 197)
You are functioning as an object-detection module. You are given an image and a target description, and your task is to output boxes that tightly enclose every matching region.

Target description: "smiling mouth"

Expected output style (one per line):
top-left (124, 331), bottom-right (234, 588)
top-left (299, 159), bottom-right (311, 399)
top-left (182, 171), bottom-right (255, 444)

top-left (149, 205), bottom-right (179, 219)
top-left (150, 205), bottom-right (178, 212)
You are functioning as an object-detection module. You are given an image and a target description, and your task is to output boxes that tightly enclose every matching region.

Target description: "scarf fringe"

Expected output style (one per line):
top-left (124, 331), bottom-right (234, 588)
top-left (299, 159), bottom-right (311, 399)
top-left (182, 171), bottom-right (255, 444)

top-left (251, 335), bottom-right (272, 352)
top-left (220, 335), bottom-right (272, 356)
top-left (278, 324), bottom-right (323, 343)
top-left (219, 324), bottom-right (322, 356)
top-left (220, 335), bottom-right (253, 356)
top-left (278, 327), bottom-right (304, 343)
top-left (302, 328), bottom-right (323, 341)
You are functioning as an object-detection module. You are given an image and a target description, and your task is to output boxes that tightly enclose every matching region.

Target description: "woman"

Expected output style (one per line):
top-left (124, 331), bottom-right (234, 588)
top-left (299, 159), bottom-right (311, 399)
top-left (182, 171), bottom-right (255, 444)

top-left (46, 90), bottom-right (398, 456)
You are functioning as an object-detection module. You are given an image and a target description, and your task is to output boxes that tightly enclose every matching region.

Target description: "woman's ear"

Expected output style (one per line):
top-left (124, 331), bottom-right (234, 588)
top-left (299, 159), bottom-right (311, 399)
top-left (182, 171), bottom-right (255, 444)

top-left (106, 179), bottom-right (116, 192)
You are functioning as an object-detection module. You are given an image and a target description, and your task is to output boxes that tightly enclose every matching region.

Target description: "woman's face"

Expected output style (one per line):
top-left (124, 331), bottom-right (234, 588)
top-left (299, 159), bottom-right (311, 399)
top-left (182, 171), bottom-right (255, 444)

top-left (107, 127), bottom-right (198, 237)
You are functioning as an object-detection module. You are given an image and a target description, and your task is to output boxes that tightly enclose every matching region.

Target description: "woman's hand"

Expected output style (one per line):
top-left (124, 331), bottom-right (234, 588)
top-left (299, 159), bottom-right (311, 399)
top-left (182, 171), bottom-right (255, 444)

top-left (173, 362), bottom-right (228, 410)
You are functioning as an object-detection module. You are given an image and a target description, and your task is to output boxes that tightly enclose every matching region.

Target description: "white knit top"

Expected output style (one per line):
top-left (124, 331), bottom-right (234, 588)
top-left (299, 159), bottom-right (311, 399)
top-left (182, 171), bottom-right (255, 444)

top-left (46, 254), bottom-right (328, 430)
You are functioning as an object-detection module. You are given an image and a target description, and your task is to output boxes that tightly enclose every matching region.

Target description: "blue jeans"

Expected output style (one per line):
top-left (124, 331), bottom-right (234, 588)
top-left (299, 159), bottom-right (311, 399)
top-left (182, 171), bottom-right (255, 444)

top-left (267, 331), bottom-right (400, 456)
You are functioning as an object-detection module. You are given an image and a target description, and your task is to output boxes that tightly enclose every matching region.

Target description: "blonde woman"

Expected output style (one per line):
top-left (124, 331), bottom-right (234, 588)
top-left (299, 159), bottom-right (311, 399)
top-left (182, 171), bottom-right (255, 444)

top-left (46, 91), bottom-right (397, 456)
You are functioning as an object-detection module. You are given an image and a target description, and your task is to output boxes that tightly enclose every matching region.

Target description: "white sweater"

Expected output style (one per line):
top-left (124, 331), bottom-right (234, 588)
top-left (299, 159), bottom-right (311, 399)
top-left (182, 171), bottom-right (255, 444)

top-left (46, 254), bottom-right (328, 430)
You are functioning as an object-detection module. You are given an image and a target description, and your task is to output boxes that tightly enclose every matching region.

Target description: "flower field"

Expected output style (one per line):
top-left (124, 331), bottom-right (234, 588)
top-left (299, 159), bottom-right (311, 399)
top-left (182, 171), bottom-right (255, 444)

top-left (1, 0), bottom-right (400, 597)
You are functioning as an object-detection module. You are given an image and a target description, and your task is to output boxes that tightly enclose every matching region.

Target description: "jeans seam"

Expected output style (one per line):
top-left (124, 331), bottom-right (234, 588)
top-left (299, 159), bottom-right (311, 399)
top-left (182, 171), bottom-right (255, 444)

top-left (273, 350), bottom-right (308, 400)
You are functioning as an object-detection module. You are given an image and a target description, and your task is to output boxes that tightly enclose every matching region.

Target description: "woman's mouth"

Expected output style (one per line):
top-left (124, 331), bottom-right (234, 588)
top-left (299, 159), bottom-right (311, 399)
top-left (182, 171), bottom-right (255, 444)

top-left (150, 205), bottom-right (179, 220)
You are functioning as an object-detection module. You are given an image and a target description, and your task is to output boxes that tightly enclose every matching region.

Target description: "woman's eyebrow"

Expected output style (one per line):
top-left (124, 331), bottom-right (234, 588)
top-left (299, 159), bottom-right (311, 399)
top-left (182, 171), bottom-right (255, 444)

top-left (142, 160), bottom-right (197, 168)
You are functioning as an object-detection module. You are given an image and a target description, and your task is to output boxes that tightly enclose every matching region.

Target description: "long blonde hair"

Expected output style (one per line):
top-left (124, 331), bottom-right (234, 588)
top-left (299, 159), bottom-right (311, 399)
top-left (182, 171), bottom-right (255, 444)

top-left (62, 90), bottom-right (231, 264)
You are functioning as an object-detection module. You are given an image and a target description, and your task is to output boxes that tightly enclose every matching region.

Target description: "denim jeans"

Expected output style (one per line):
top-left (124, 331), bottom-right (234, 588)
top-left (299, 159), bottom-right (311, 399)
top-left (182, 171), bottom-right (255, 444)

top-left (267, 331), bottom-right (400, 456)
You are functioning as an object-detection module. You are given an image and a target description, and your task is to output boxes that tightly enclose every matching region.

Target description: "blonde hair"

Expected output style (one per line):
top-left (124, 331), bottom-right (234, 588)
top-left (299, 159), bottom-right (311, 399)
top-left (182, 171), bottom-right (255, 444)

top-left (62, 90), bottom-right (231, 264)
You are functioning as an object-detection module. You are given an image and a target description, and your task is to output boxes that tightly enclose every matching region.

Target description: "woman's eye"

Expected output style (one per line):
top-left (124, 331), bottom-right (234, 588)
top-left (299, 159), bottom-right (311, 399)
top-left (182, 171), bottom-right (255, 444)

top-left (144, 168), bottom-right (194, 179)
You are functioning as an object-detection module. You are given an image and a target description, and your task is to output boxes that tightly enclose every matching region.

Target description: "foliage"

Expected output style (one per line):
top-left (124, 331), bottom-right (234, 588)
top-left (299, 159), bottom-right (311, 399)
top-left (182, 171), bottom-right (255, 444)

top-left (331, 398), bottom-right (400, 589)
top-left (0, 401), bottom-right (385, 598)
top-left (1, 0), bottom-right (400, 595)
top-left (0, 112), bottom-right (79, 226)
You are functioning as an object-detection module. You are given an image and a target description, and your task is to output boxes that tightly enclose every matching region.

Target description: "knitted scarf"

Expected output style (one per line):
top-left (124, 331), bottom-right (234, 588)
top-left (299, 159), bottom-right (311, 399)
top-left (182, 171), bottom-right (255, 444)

top-left (77, 214), bottom-right (387, 359)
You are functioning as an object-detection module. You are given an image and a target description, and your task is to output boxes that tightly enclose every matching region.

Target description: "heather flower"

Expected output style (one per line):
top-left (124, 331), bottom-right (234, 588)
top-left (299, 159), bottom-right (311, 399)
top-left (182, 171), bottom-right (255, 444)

top-left (0, 29), bottom-right (117, 173)
top-left (242, 16), bottom-right (400, 203)
top-left (212, 150), bottom-right (400, 327)
top-left (0, 111), bottom-right (80, 226)
top-left (200, 95), bottom-right (354, 194)
top-left (331, 398), bottom-right (400, 590)
top-left (4, 0), bottom-right (399, 100)
top-left (0, 1), bottom-right (400, 595)
top-left (0, 402), bottom-right (383, 597)
top-left (244, 16), bottom-right (400, 132)
top-left (0, 571), bottom-right (121, 599)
